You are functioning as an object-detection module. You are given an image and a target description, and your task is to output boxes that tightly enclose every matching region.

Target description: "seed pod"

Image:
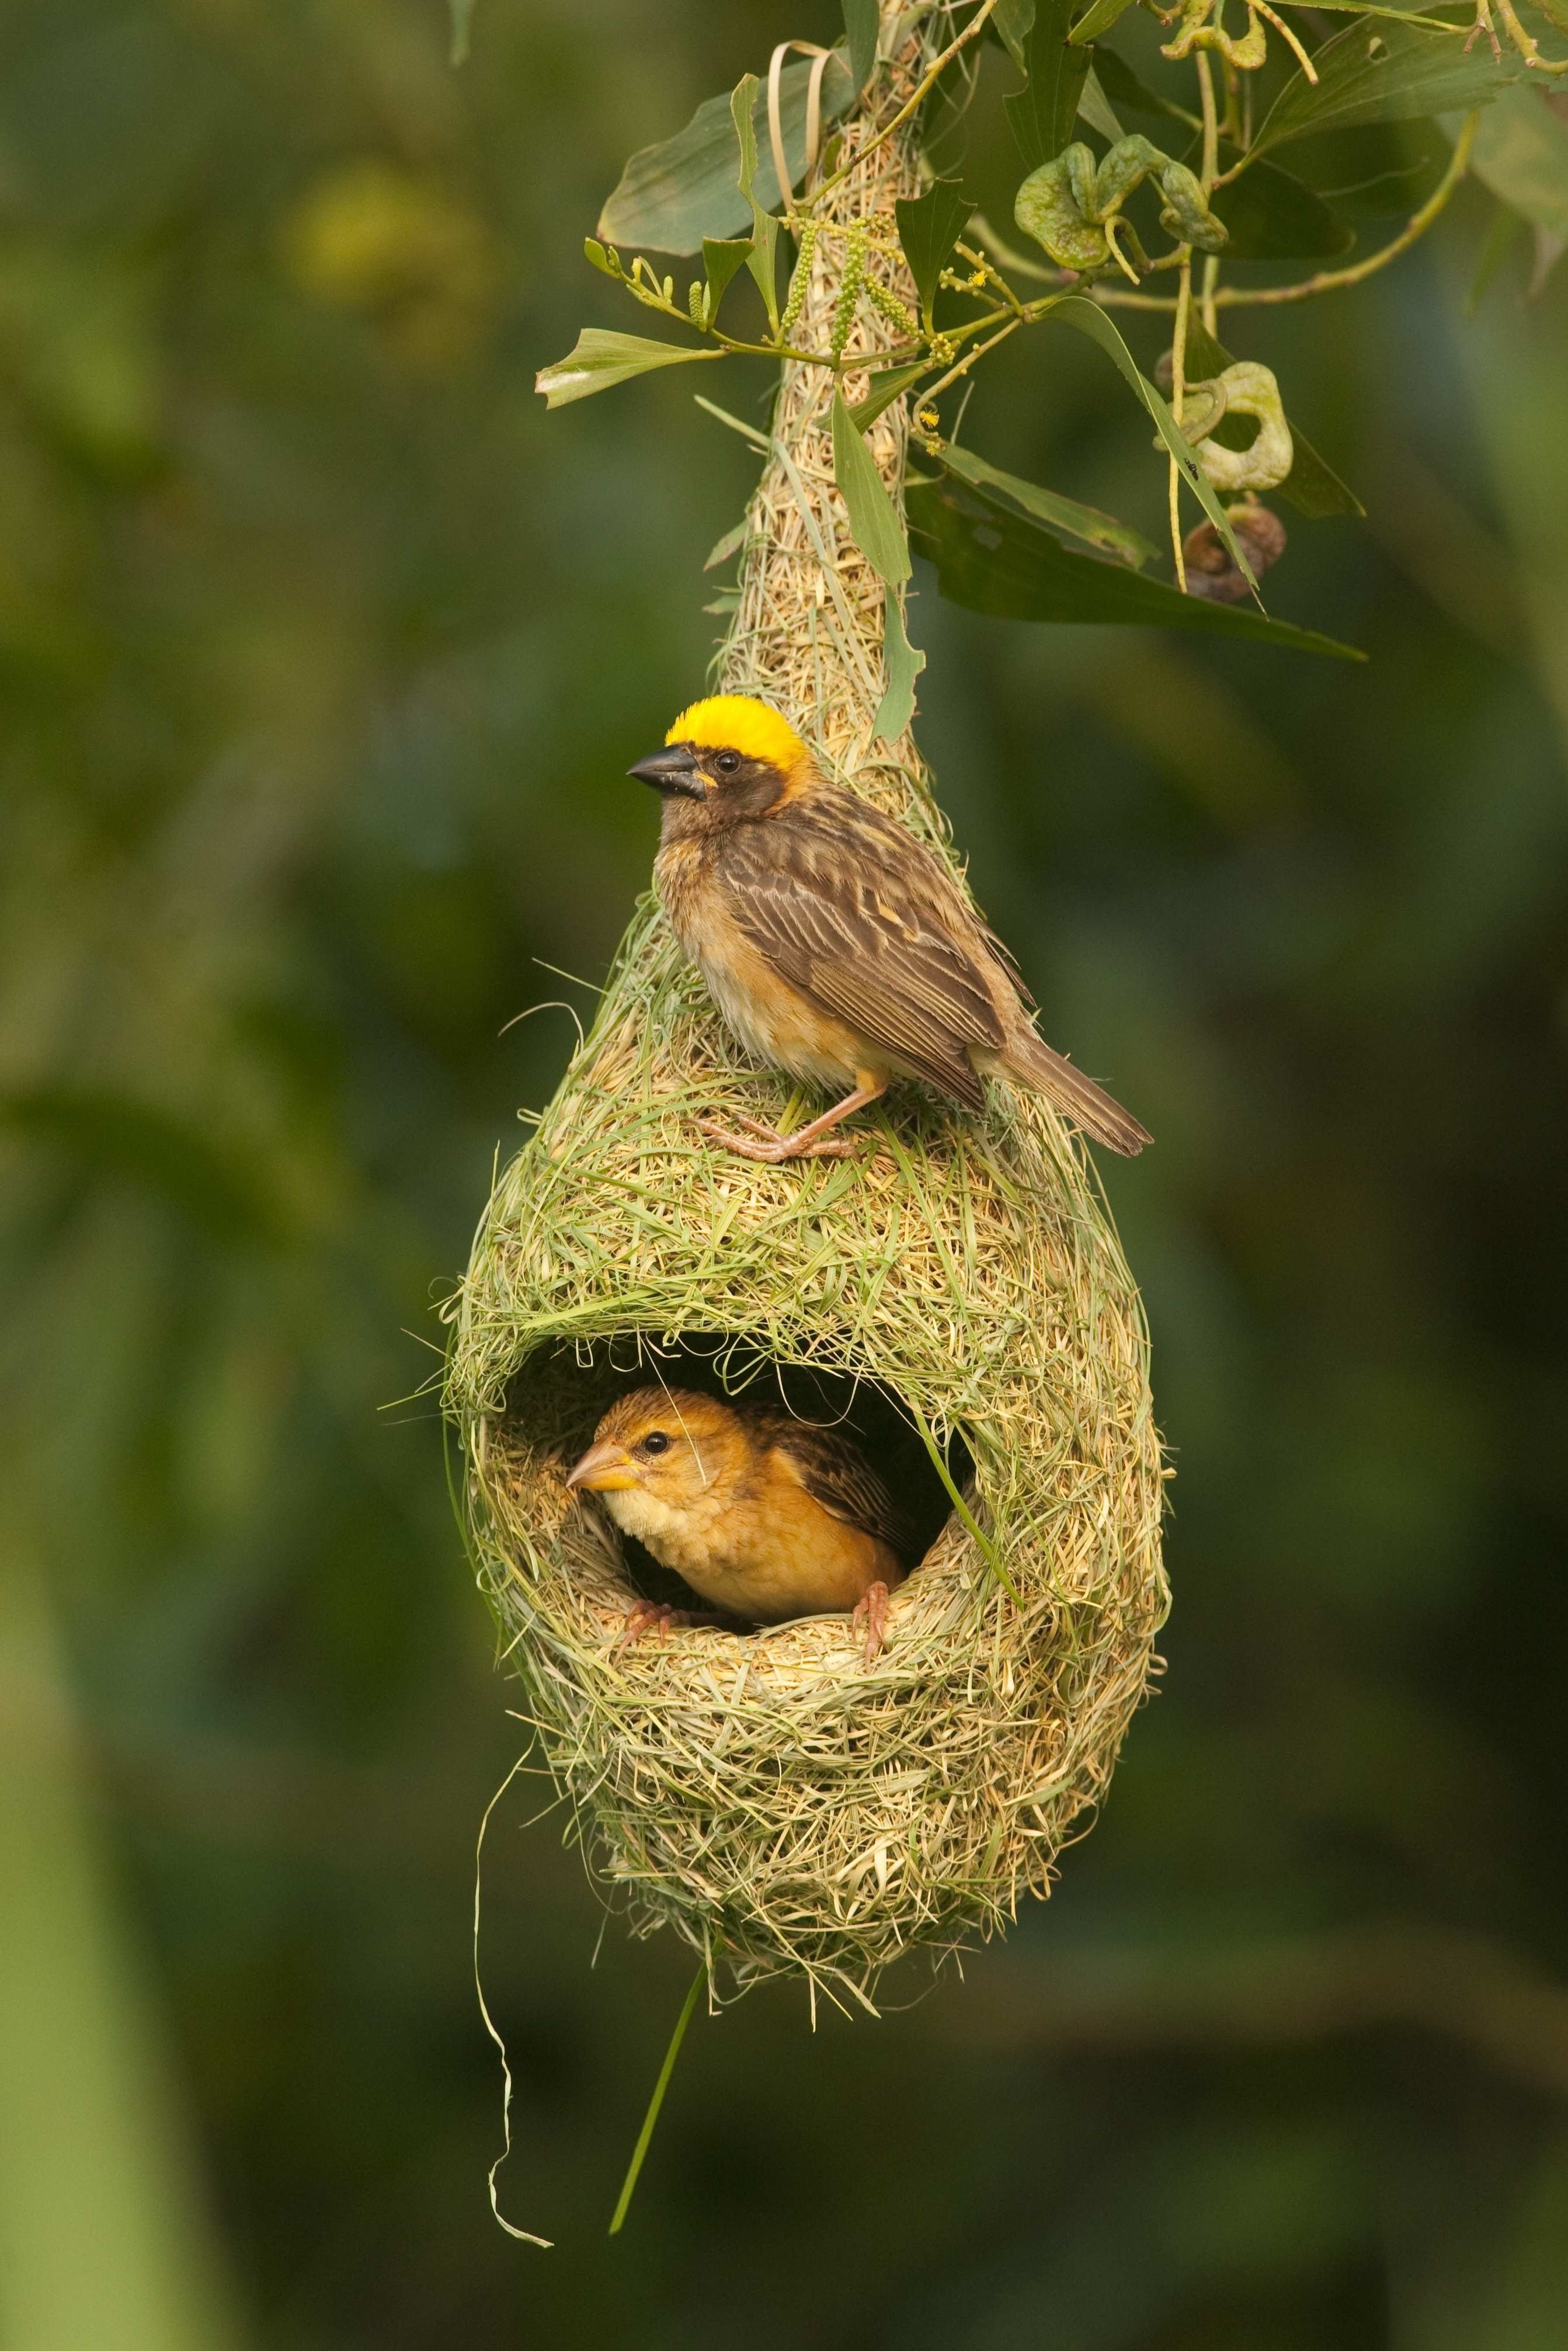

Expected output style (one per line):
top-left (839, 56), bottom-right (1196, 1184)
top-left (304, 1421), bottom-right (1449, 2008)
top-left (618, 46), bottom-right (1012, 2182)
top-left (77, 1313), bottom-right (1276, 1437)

top-left (1183, 497), bottom-right (1288, 601)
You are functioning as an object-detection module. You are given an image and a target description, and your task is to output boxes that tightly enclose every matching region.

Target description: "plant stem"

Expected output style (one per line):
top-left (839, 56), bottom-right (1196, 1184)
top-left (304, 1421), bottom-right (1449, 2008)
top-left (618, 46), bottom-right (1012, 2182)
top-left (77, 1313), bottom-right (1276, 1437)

top-left (1170, 259), bottom-right (1192, 591)
top-left (922, 315), bottom-right (1021, 403)
top-left (1218, 113), bottom-right (1476, 304)
top-left (1197, 53), bottom-right (1220, 186)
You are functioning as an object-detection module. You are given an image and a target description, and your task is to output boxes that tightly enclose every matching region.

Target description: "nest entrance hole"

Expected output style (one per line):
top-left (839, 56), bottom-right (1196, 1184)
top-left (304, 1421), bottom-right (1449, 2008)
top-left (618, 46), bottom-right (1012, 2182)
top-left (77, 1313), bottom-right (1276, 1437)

top-left (503, 1331), bottom-right (973, 1626)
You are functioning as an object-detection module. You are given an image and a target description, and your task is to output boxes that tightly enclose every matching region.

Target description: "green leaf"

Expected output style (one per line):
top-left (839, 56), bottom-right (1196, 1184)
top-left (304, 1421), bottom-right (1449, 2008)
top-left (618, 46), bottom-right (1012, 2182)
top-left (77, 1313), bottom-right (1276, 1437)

top-left (1005, 0), bottom-right (1093, 169)
top-left (535, 329), bottom-right (721, 409)
top-left (1276, 117), bottom-right (1449, 217)
top-left (1466, 85), bottom-right (1568, 243)
top-left (1249, 18), bottom-right (1524, 161)
top-left (583, 237), bottom-right (617, 276)
top-left (1047, 296), bottom-right (1259, 591)
top-left (1209, 147), bottom-right (1356, 258)
top-left (908, 475), bottom-right (1364, 659)
top-left (895, 181), bottom-right (975, 323)
top-left (847, 362), bottom-right (931, 433)
top-left (1069, 0), bottom-right (1138, 43)
top-left (1079, 68), bottom-right (1125, 144)
top-left (874, 591), bottom-right (926, 741)
top-left (1091, 44), bottom-right (1200, 127)
top-left (830, 392), bottom-right (911, 585)
top-left (1183, 316), bottom-right (1364, 519)
top-left (731, 76), bottom-right (781, 330)
top-left (995, 0), bottom-right (1037, 72)
top-left (598, 53), bottom-right (855, 253)
top-left (704, 519), bottom-right (747, 571)
top-left (701, 235), bottom-right (754, 317)
top-left (843, 0), bottom-right (879, 90)
top-left (941, 443), bottom-right (1160, 569)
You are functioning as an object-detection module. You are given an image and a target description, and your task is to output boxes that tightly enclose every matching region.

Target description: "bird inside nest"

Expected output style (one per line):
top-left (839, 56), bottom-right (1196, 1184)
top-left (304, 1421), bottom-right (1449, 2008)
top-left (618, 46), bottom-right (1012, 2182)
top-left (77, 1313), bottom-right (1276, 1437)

top-left (627, 694), bottom-right (1151, 1164)
top-left (565, 1386), bottom-right (910, 1661)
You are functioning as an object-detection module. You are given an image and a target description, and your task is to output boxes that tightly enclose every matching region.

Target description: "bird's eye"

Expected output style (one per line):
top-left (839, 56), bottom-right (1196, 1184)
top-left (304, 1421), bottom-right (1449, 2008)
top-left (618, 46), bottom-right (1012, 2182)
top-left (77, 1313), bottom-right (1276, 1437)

top-left (639, 1431), bottom-right (670, 1456)
top-left (714, 751), bottom-right (740, 775)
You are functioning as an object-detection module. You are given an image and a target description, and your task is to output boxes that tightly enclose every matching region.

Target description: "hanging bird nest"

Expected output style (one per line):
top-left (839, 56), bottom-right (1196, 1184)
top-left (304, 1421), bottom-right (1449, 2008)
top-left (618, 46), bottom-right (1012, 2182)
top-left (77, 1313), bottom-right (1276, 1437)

top-left (444, 25), bottom-right (1167, 2010)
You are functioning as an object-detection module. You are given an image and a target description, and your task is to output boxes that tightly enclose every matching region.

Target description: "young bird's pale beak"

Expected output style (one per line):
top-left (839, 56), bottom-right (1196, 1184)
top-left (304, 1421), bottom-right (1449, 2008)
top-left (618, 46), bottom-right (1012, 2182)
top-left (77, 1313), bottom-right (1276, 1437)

top-left (627, 743), bottom-right (707, 799)
top-left (565, 1438), bottom-right (640, 1493)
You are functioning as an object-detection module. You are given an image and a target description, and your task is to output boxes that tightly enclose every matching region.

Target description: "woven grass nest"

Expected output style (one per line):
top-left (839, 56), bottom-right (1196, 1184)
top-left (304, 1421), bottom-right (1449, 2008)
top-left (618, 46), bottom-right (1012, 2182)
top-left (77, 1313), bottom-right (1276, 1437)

top-left (443, 43), bottom-right (1167, 2010)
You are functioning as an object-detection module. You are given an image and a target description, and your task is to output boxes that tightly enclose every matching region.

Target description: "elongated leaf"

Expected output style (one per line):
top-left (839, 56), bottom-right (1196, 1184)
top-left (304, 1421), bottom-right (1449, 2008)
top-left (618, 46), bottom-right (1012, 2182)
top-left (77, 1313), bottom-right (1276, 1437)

top-left (1250, 18), bottom-right (1524, 160)
top-left (908, 476), bottom-right (1363, 659)
top-left (942, 444), bottom-right (1159, 568)
top-left (1209, 147), bottom-right (1355, 258)
top-left (704, 519), bottom-right (747, 571)
top-left (1079, 68), bottom-right (1125, 144)
top-left (830, 393), bottom-right (911, 584)
top-left (847, 361), bottom-right (931, 433)
top-left (1183, 316), bottom-right (1364, 519)
top-left (1466, 85), bottom-right (1568, 241)
top-left (874, 591), bottom-right (926, 740)
top-left (843, 0), bottom-right (879, 89)
top-left (1069, 0), bottom-right (1138, 42)
top-left (599, 53), bottom-right (855, 252)
top-left (693, 392), bottom-right (770, 452)
top-left (535, 329), bottom-right (720, 409)
top-left (701, 236), bottom-right (753, 315)
top-left (1006, 0), bottom-right (1092, 169)
top-left (896, 182), bottom-right (975, 322)
top-left (731, 77), bottom-right (780, 329)
top-left (995, 0), bottom-right (1037, 72)
top-left (1047, 296), bottom-right (1259, 590)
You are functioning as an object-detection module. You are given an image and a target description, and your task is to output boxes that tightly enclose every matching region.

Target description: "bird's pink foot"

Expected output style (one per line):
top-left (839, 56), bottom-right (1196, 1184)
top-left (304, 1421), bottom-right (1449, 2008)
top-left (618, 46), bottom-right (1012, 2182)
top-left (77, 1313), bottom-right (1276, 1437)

top-left (1464, 0), bottom-right (1502, 53)
top-left (850, 1580), bottom-right (893, 1664)
top-left (616, 1600), bottom-right (716, 1649)
top-left (698, 1115), bottom-right (858, 1164)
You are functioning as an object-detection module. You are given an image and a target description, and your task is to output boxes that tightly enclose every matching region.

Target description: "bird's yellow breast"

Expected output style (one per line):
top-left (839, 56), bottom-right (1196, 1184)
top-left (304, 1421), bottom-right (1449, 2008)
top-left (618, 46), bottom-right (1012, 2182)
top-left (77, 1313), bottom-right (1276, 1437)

top-left (654, 837), bottom-right (874, 1091)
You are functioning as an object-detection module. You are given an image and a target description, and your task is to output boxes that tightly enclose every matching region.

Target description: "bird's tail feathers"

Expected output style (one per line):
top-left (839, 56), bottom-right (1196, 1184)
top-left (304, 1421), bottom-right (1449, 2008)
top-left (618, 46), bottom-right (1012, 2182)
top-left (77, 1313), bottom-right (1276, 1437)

top-left (989, 1032), bottom-right (1152, 1156)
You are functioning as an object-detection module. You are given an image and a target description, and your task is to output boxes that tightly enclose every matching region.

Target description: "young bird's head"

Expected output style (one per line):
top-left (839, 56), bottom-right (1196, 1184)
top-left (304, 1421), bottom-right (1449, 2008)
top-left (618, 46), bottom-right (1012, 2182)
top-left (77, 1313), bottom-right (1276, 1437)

top-left (565, 1386), bottom-right (748, 1540)
top-left (627, 696), bottom-right (814, 833)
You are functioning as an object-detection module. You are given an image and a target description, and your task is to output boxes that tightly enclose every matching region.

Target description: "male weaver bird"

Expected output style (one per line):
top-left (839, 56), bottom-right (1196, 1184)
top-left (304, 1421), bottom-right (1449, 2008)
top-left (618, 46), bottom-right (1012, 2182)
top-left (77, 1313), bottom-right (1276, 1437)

top-left (566, 1387), bottom-right (909, 1660)
top-left (627, 694), bottom-right (1150, 1163)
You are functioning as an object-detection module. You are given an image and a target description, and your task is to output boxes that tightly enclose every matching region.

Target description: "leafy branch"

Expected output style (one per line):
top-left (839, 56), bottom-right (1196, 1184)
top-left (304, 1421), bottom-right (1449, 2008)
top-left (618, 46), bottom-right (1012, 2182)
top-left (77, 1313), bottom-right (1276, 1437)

top-left (536, 0), bottom-right (1567, 646)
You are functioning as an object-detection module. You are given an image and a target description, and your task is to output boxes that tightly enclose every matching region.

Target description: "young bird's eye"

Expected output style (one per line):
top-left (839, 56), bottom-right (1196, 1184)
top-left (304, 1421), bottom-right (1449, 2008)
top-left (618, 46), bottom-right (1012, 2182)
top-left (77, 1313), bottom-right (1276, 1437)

top-left (639, 1431), bottom-right (670, 1456)
top-left (714, 751), bottom-right (740, 775)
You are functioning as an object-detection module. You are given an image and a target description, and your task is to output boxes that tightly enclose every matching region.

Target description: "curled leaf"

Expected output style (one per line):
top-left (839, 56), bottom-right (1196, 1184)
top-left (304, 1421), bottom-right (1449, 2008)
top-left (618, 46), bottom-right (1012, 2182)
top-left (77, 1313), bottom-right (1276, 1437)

top-left (1015, 135), bottom-right (1228, 272)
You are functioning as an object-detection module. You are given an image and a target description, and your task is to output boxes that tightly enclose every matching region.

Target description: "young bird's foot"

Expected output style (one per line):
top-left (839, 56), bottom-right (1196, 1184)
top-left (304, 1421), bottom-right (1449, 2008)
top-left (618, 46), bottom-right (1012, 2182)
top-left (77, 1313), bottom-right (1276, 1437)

top-left (698, 1114), bottom-right (859, 1164)
top-left (616, 1600), bottom-right (717, 1649)
top-left (850, 1580), bottom-right (893, 1665)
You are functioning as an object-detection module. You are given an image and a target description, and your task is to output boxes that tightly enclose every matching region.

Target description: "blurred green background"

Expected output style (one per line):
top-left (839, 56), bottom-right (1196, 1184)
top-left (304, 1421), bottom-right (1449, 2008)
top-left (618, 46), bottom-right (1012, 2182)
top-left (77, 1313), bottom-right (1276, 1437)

top-left (3, 2), bottom-right (1567, 2346)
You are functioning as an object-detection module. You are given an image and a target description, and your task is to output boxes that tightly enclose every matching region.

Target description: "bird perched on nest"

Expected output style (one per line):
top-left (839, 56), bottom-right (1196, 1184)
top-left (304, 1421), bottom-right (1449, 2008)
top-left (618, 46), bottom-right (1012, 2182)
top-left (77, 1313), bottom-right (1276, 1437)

top-left (627, 694), bottom-right (1150, 1163)
top-left (566, 1387), bottom-right (909, 1660)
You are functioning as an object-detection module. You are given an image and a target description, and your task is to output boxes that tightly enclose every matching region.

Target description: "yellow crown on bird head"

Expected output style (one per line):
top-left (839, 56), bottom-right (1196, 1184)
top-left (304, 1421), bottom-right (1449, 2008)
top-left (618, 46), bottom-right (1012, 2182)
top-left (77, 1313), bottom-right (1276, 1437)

top-left (666, 695), bottom-right (809, 773)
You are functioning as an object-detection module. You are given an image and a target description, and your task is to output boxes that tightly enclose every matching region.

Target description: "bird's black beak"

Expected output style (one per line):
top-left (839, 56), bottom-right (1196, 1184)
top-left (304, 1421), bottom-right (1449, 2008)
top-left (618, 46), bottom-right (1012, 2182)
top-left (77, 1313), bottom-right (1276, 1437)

top-left (627, 743), bottom-right (707, 799)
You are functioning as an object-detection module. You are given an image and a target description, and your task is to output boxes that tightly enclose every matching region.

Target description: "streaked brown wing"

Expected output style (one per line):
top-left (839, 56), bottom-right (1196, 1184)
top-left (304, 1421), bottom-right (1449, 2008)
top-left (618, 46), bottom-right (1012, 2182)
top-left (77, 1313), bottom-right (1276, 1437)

top-left (715, 791), bottom-right (1009, 1111)
top-left (759, 1415), bottom-right (912, 1561)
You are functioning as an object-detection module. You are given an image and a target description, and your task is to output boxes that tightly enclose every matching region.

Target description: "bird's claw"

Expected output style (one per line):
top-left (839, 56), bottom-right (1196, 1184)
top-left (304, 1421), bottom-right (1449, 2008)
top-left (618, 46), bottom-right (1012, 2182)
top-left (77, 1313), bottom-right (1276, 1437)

top-left (1464, 0), bottom-right (1502, 55)
top-left (850, 1580), bottom-right (893, 1665)
top-left (697, 1115), bottom-right (858, 1164)
top-left (616, 1600), bottom-right (713, 1649)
